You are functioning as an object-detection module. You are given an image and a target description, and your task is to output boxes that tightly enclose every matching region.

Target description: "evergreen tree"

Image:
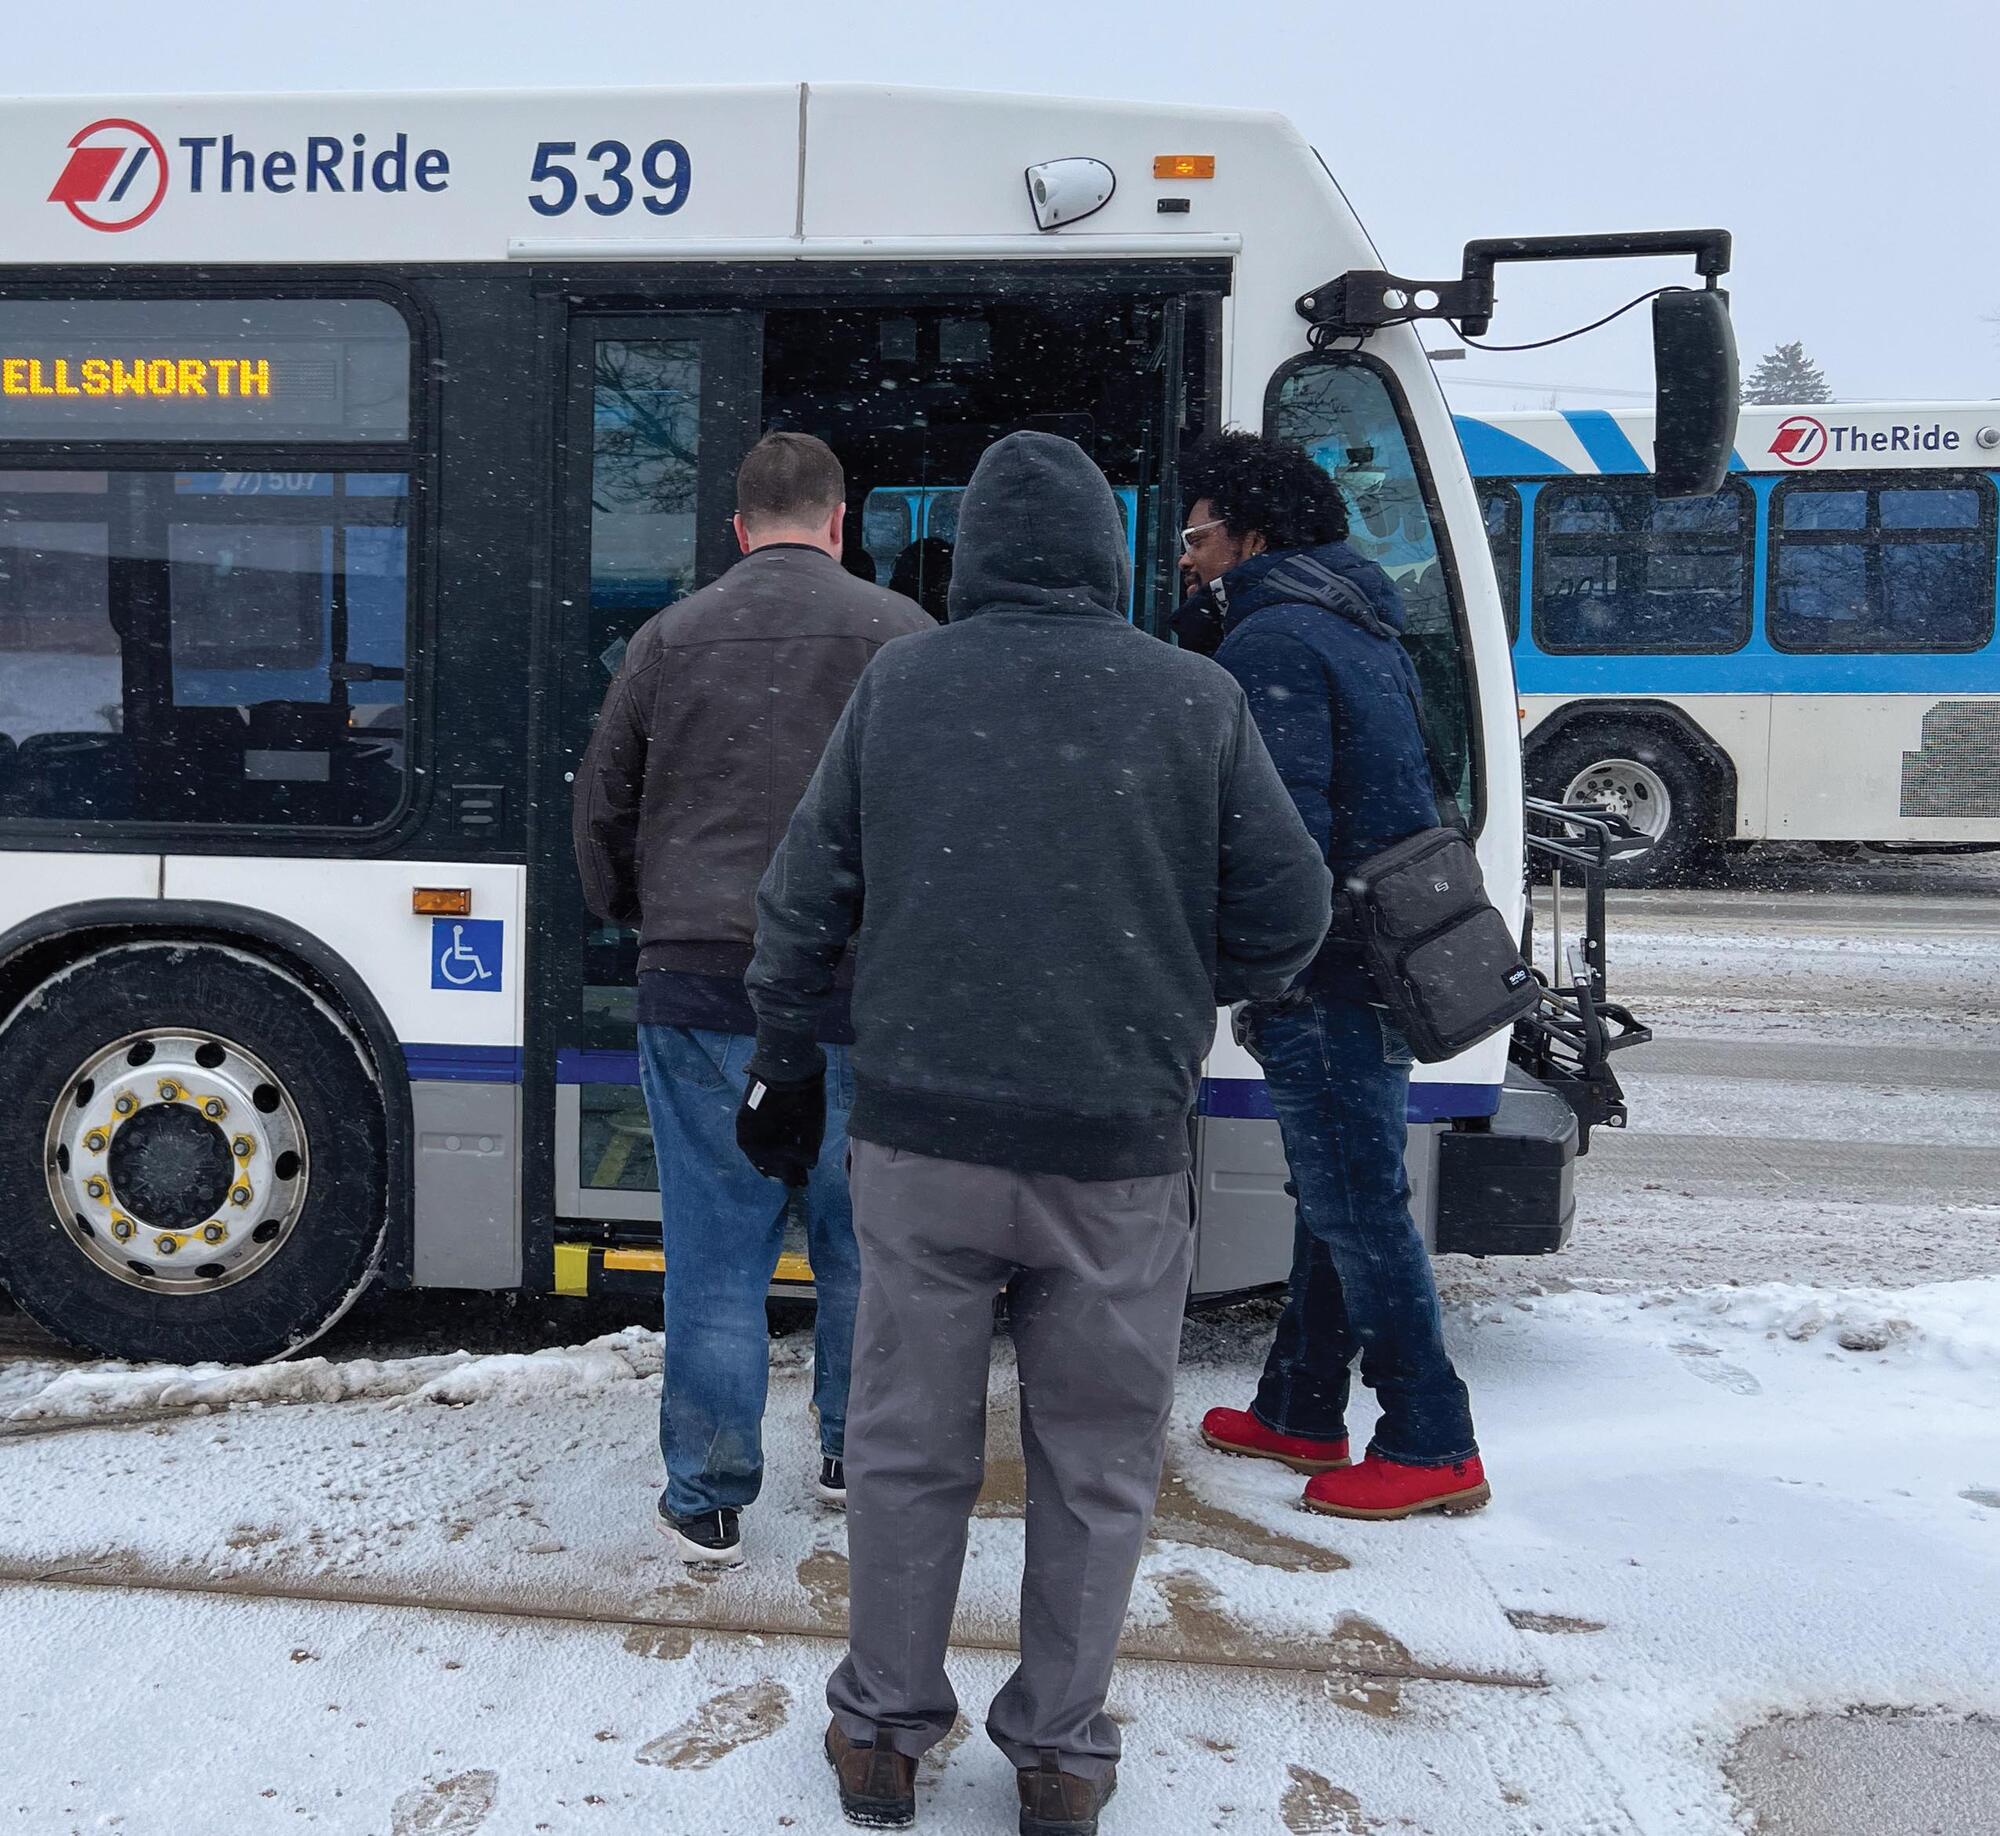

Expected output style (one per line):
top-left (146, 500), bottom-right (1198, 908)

top-left (1742, 340), bottom-right (1833, 405)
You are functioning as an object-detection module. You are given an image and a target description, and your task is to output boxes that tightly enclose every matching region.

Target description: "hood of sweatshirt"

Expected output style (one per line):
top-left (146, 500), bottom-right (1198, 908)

top-left (945, 430), bottom-right (1133, 623)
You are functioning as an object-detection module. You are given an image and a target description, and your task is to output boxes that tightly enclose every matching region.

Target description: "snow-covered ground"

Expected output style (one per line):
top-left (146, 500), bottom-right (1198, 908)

top-left (4, 1281), bottom-right (1997, 1834)
top-left (1, 863), bottom-right (1996, 1833)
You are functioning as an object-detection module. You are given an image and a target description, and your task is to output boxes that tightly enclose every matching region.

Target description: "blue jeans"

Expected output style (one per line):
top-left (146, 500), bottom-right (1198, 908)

top-left (637, 1025), bottom-right (859, 1519)
top-left (1243, 994), bottom-right (1477, 1466)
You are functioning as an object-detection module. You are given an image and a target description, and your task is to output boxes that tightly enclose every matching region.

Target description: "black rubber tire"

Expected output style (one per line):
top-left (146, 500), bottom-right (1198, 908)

top-left (1528, 724), bottom-right (1717, 889)
top-left (0, 940), bottom-right (387, 1364)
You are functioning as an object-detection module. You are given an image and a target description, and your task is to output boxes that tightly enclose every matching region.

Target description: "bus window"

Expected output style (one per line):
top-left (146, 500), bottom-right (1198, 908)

top-left (859, 492), bottom-right (913, 585)
top-left (589, 340), bottom-right (702, 632)
top-left (1270, 355), bottom-right (1477, 811)
top-left (1479, 486), bottom-right (1521, 644)
top-left (924, 492), bottom-right (963, 545)
top-left (1770, 475), bottom-right (1997, 654)
top-left (1533, 479), bottom-right (1752, 655)
top-left (0, 469), bottom-right (409, 828)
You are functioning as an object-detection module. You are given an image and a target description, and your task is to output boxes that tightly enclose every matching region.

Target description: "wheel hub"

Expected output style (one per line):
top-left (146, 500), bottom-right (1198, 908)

top-left (1563, 757), bottom-right (1673, 845)
top-left (106, 1103), bottom-right (237, 1232)
top-left (45, 1029), bottom-right (310, 1294)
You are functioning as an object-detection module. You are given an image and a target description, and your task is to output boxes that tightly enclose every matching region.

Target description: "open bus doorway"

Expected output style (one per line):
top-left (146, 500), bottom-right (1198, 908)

top-left (758, 292), bottom-right (1209, 636)
top-left (555, 279), bottom-right (1217, 1254)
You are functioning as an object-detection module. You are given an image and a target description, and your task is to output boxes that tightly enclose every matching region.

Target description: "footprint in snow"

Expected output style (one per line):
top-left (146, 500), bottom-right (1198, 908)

top-left (1278, 1764), bottom-right (1371, 1834)
top-left (1671, 1342), bottom-right (1763, 1396)
top-left (637, 1679), bottom-right (791, 1771)
top-left (389, 1769), bottom-right (498, 1836)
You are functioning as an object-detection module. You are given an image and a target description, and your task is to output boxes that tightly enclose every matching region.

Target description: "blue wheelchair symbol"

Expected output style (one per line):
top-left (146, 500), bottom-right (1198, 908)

top-left (431, 918), bottom-right (504, 993)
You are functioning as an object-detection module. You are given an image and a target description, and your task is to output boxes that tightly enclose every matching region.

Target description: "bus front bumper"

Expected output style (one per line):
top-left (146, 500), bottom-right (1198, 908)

top-left (1433, 1070), bottom-right (1580, 1258)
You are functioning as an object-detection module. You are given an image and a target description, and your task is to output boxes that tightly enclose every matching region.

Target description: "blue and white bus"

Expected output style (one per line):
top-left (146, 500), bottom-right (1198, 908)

top-left (1459, 402), bottom-right (2000, 882)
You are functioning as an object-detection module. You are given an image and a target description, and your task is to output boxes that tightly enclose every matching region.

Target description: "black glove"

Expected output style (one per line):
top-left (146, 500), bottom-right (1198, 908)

top-left (735, 1071), bottom-right (826, 1188)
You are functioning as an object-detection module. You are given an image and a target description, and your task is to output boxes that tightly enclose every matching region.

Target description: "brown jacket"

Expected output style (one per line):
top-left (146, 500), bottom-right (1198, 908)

top-left (572, 542), bottom-right (931, 978)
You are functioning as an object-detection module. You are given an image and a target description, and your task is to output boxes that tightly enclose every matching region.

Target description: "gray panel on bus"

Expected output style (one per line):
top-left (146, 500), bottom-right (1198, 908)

top-left (411, 1081), bottom-right (522, 1290)
top-left (1191, 1115), bottom-right (1441, 1298)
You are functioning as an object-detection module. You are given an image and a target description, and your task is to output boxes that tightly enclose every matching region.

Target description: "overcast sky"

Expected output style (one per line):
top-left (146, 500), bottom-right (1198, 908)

top-left (8, 0), bottom-right (1990, 412)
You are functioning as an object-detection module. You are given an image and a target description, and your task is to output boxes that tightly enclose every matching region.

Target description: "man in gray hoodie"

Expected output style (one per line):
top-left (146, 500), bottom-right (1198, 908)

top-left (739, 432), bottom-right (1332, 1834)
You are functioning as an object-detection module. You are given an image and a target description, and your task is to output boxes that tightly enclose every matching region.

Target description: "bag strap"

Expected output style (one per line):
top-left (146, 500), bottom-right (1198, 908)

top-left (1263, 554), bottom-right (1467, 832)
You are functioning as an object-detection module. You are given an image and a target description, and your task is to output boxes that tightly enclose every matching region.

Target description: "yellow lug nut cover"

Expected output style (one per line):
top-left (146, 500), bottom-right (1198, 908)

top-left (154, 1234), bottom-right (179, 1256)
top-left (158, 1081), bottom-right (181, 1101)
top-left (202, 1098), bottom-right (226, 1119)
top-left (201, 1223), bottom-right (227, 1245)
top-left (85, 1131), bottom-right (107, 1152)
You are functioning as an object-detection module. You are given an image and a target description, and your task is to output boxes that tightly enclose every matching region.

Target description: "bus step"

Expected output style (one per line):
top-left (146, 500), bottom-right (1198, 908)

top-left (552, 1241), bottom-right (815, 1297)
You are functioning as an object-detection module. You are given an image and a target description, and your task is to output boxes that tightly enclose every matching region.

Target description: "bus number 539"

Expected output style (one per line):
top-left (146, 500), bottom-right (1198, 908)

top-left (526, 138), bottom-right (690, 217)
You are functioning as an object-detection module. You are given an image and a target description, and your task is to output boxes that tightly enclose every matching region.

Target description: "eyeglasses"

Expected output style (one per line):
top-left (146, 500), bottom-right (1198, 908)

top-left (1179, 517), bottom-right (1226, 554)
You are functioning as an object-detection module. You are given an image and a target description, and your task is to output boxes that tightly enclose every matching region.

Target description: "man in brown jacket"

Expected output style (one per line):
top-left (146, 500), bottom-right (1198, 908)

top-left (573, 432), bottom-right (930, 1567)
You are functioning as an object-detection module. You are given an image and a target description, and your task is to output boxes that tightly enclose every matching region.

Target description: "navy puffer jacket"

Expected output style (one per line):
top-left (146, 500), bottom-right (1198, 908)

top-left (1208, 541), bottom-right (1439, 1001)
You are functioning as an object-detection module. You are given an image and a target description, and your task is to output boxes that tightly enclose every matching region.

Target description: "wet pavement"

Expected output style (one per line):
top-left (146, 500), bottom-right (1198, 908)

top-left (1728, 1709), bottom-right (2000, 1836)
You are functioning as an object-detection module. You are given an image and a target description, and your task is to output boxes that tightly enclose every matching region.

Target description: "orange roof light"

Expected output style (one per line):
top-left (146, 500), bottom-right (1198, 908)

top-left (412, 887), bottom-right (472, 916)
top-left (1153, 155), bottom-right (1216, 181)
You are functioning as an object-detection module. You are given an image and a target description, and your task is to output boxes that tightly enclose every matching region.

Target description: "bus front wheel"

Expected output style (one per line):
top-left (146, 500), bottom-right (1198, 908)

top-left (0, 940), bottom-right (388, 1365)
top-left (1530, 726), bottom-right (1715, 887)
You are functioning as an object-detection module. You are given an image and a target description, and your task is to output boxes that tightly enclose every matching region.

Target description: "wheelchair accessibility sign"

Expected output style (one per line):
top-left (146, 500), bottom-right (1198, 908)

top-left (431, 918), bottom-right (504, 992)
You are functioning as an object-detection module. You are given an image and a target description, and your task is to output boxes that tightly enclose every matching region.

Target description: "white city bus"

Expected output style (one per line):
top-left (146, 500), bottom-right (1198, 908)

top-left (0, 86), bottom-right (1732, 1361)
top-left (1459, 402), bottom-right (2000, 883)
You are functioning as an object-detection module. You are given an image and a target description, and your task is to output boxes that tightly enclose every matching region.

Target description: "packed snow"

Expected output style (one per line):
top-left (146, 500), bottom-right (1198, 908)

top-left (1, 868), bottom-right (1995, 1832)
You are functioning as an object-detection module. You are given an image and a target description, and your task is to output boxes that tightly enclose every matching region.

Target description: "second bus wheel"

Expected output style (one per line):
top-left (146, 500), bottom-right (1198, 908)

top-left (1530, 726), bottom-right (1716, 888)
top-left (0, 940), bottom-right (389, 1365)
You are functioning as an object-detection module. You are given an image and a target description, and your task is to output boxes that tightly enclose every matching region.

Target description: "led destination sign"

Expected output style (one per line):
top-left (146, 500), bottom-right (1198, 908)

top-left (2, 356), bottom-right (274, 399)
top-left (0, 298), bottom-right (407, 441)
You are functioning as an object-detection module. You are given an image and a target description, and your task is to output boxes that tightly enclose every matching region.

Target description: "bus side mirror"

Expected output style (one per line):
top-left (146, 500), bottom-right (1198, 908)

top-left (1653, 288), bottom-right (1738, 499)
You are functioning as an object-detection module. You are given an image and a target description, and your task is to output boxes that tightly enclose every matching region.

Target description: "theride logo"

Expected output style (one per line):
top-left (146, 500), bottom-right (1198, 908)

top-left (1768, 414), bottom-right (1829, 467)
top-left (49, 118), bottom-right (169, 232)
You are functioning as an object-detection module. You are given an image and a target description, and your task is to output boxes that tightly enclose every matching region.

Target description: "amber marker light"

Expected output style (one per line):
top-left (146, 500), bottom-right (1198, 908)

top-left (412, 888), bottom-right (472, 916)
top-left (1153, 155), bottom-right (1216, 180)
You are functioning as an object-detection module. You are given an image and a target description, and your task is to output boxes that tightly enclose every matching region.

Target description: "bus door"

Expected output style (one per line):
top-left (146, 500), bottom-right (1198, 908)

top-left (539, 279), bottom-right (1211, 1288)
top-left (544, 311), bottom-right (759, 1261)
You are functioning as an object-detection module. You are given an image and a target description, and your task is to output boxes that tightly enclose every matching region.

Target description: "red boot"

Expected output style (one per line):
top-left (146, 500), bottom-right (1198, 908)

top-left (1200, 1406), bottom-right (1351, 1474)
top-left (1302, 1452), bottom-right (1489, 1519)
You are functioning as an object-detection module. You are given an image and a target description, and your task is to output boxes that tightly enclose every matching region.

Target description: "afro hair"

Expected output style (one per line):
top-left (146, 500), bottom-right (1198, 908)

top-left (1182, 431), bottom-right (1348, 551)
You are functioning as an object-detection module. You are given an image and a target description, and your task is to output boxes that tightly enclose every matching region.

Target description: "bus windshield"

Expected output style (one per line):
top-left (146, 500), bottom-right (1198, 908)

top-left (1273, 354), bottom-right (1477, 814)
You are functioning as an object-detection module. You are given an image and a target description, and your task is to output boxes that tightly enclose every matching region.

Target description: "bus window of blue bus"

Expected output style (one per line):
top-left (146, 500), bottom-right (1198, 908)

top-left (1770, 475), bottom-right (1996, 654)
top-left (1271, 355), bottom-right (1477, 809)
top-left (1533, 480), bottom-right (1754, 655)
top-left (1480, 486), bottom-right (1521, 644)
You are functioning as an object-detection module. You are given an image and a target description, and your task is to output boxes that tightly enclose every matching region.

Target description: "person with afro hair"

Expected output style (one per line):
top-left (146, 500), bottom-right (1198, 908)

top-left (1177, 430), bottom-right (1491, 1522)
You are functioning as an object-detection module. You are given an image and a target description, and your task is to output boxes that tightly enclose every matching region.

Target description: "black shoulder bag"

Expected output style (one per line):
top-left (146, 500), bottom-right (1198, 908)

top-left (1268, 556), bottom-right (1541, 1065)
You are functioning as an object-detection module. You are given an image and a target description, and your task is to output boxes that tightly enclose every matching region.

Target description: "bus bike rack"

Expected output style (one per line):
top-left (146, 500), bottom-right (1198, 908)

top-left (1511, 798), bottom-right (1653, 1150)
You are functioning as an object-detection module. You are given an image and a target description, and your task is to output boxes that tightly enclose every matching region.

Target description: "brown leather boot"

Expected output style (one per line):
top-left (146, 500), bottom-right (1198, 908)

top-left (824, 1720), bottom-right (918, 1829)
top-left (1016, 1751), bottom-right (1117, 1835)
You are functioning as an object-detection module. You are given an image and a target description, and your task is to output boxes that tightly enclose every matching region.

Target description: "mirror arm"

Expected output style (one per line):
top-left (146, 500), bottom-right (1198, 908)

top-left (1299, 228), bottom-right (1732, 340)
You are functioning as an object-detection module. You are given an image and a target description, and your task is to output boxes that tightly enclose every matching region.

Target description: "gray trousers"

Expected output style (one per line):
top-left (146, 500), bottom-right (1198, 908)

top-left (827, 1137), bottom-right (1193, 1779)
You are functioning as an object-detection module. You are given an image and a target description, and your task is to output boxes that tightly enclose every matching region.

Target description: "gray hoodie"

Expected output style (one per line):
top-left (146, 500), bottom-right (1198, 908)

top-left (746, 431), bottom-right (1332, 1180)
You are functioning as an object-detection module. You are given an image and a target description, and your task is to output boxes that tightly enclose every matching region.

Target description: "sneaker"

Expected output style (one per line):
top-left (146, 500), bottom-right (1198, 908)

top-left (1301, 1452), bottom-right (1490, 1520)
top-left (1200, 1406), bottom-right (1352, 1474)
top-left (817, 1455), bottom-right (847, 1507)
top-left (825, 1720), bottom-right (916, 1829)
top-left (654, 1502), bottom-right (746, 1566)
top-left (1017, 1753), bottom-right (1117, 1835)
